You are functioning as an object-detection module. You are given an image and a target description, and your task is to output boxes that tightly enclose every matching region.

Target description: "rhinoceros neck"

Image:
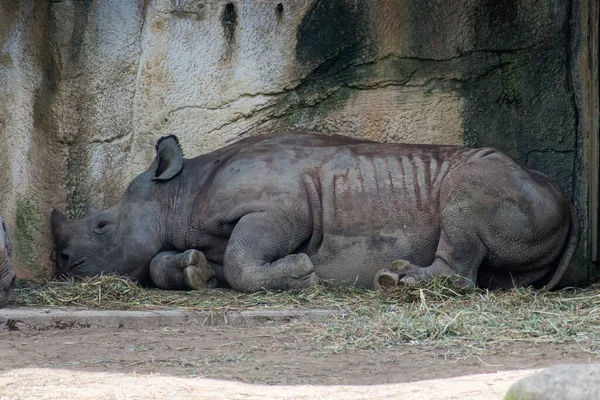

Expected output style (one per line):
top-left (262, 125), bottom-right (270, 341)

top-left (162, 154), bottom-right (223, 252)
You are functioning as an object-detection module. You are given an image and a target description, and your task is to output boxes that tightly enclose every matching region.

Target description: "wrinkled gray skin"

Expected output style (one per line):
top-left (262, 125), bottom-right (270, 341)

top-left (0, 217), bottom-right (16, 307)
top-left (51, 132), bottom-right (579, 292)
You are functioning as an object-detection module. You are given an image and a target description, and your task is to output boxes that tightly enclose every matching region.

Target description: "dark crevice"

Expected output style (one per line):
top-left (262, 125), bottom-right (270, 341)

top-left (222, 2), bottom-right (237, 43)
top-left (220, 2), bottom-right (237, 61)
top-left (565, 0), bottom-right (580, 201)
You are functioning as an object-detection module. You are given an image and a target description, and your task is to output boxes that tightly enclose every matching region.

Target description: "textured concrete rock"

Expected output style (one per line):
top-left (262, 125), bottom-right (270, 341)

top-left (0, 0), bottom-right (590, 280)
top-left (0, 1), bottom-right (64, 278)
top-left (505, 363), bottom-right (600, 400)
top-left (0, 307), bottom-right (337, 331)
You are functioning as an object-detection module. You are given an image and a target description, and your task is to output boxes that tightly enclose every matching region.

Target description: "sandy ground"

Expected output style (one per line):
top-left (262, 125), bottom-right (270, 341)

top-left (1, 319), bottom-right (598, 399)
top-left (0, 368), bottom-right (539, 400)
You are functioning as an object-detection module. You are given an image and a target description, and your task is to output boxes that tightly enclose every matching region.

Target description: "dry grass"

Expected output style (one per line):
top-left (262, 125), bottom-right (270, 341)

top-left (10, 275), bottom-right (600, 352)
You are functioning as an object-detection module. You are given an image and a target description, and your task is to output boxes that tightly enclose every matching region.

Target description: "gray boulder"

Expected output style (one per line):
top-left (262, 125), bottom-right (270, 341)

top-left (505, 364), bottom-right (600, 400)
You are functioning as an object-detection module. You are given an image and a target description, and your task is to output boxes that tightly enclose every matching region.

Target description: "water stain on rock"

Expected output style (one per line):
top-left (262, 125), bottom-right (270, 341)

top-left (275, 3), bottom-right (284, 22)
top-left (295, 0), bottom-right (368, 66)
top-left (221, 2), bottom-right (237, 61)
top-left (222, 4), bottom-right (236, 40)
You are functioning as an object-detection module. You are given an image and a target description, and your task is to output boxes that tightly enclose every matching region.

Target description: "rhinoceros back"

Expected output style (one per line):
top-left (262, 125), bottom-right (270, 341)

top-left (314, 143), bottom-right (487, 235)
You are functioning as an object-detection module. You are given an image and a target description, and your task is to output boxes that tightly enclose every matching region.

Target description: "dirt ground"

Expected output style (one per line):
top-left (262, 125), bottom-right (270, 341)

top-left (1, 319), bottom-right (598, 399)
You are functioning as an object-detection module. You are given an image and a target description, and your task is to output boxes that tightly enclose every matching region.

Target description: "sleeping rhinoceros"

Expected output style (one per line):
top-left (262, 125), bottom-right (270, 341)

top-left (0, 217), bottom-right (15, 307)
top-left (50, 132), bottom-right (579, 292)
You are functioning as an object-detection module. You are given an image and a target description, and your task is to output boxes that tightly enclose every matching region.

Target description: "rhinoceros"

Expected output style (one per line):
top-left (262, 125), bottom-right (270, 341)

top-left (0, 217), bottom-right (15, 307)
top-left (50, 132), bottom-right (579, 292)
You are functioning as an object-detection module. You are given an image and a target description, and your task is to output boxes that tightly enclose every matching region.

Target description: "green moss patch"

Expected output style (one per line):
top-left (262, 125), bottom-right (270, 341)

top-left (14, 198), bottom-right (39, 272)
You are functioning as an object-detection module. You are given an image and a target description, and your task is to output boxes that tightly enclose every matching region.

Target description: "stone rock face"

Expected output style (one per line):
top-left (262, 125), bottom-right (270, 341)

top-left (0, 0), bottom-right (590, 279)
top-left (505, 364), bottom-right (600, 400)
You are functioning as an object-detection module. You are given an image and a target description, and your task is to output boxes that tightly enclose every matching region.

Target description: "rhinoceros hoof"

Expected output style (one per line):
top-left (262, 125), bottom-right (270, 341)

top-left (281, 253), bottom-right (319, 290)
top-left (181, 249), bottom-right (201, 267)
top-left (374, 269), bottom-right (399, 290)
top-left (287, 271), bottom-right (319, 290)
top-left (392, 259), bottom-right (425, 286)
top-left (182, 250), bottom-right (217, 290)
top-left (390, 259), bottom-right (411, 273)
top-left (375, 260), bottom-right (423, 290)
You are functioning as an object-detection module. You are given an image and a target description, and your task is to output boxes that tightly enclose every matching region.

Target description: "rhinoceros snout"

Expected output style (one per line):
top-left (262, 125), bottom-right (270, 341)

top-left (54, 249), bottom-right (73, 276)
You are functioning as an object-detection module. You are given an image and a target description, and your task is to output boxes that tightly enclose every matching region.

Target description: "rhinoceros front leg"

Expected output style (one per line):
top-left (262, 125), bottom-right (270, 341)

top-left (223, 212), bottom-right (319, 292)
top-left (149, 249), bottom-right (217, 290)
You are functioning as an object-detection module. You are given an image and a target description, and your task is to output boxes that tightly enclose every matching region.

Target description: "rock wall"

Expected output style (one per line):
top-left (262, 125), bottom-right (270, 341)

top-left (0, 0), bottom-right (593, 282)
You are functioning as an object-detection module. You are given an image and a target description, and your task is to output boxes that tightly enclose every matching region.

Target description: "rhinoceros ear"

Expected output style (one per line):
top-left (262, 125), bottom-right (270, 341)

top-left (149, 135), bottom-right (184, 181)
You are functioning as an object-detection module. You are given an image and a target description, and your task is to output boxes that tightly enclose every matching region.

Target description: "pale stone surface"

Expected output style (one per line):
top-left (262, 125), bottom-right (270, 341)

top-left (505, 364), bottom-right (600, 400)
top-left (0, 0), bottom-right (585, 279)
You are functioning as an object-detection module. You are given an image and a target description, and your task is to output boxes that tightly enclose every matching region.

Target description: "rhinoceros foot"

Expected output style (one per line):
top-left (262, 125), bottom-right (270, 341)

top-left (374, 269), bottom-right (399, 289)
top-left (182, 249), bottom-right (217, 289)
top-left (282, 254), bottom-right (320, 290)
top-left (375, 258), bottom-right (478, 291)
top-left (374, 260), bottom-right (413, 290)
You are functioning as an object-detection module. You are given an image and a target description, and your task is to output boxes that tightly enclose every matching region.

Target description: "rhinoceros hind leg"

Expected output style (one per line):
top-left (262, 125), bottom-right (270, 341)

top-left (389, 203), bottom-right (487, 289)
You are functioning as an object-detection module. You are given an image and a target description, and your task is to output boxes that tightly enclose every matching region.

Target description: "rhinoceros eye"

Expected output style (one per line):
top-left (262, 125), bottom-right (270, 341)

top-left (93, 221), bottom-right (111, 235)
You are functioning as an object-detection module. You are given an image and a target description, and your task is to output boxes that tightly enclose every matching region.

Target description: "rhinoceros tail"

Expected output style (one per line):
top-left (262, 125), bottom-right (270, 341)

top-left (541, 202), bottom-right (580, 291)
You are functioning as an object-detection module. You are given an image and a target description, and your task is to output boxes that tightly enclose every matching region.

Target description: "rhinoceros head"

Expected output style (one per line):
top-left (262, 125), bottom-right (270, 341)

top-left (50, 136), bottom-right (185, 281)
top-left (0, 217), bottom-right (16, 308)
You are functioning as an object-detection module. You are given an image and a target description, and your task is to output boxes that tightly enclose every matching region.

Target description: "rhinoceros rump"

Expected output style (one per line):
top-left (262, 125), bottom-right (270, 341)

top-left (0, 217), bottom-right (16, 307)
top-left (51, 132), bottom-right (578, 292)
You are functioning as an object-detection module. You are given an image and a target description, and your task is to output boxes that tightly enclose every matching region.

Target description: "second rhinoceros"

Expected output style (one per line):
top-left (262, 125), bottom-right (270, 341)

top-left (50, 132), bottom-right (579, 292)
top-left (0, 217), bottom-right (15, 307)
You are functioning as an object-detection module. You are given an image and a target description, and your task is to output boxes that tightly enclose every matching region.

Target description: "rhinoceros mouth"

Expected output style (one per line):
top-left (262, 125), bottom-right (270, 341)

top-left (69, 257), bottom-right (87, 271)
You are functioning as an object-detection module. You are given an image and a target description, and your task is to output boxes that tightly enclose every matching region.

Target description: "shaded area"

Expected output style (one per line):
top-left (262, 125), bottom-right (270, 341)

top-left (295, 0), bottom-right (370, 66)
top-left (461, 42), bottom-right (577, 198)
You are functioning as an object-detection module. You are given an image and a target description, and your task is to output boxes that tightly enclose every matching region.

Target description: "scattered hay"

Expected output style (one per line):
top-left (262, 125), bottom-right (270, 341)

top-left (11, 275), bottom-right (376, 311)
top-left (13, 276), bottom-right (150, 310)
top-left (10, 275), bottom-right (600, 353)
